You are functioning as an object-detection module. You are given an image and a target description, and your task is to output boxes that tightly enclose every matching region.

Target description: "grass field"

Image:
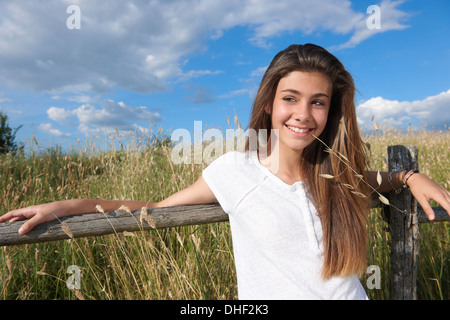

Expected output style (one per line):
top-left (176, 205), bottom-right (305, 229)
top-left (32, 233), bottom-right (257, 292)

top-left (1, 125), bottom-right (449, 300)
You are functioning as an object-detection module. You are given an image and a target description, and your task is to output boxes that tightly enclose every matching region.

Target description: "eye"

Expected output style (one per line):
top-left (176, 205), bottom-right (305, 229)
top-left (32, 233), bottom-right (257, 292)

top-left (312, 100), bottom-right (325, 107)
top-left (283, 96), bottom-right (296, 102)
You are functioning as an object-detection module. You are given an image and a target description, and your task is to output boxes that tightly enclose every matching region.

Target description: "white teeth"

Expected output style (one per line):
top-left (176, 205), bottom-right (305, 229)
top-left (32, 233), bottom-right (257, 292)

top-left (287, 125), bottom-right (310, 133)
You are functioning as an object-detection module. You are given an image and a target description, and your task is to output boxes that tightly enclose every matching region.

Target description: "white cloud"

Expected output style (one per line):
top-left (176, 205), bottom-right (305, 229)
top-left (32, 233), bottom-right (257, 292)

top-left (356, 89), bottom-right (450, 129)
top-left (45, 99), bottom-right (163, 136)
top-left (38, 123), bottom-right (71, 137)
top-left (0, 0), bottom-right (410, 94)
top-left (66, 95), bottom-right (96, 104)
top-left (219, 66), bottom-right (266, 100)
top-left (47, 106), bottom-right (76, 124)
top-left (0, 108), bottom-right (23, 115)
top-left (333, 0), bottom-right (410, 50)
top-left (175, 70), bottom-right (223, 83)
top-left (219, 89), bottom-right (251, 99)
top-left (250, 66), bottom-right (268, 78)
top-left (0, 92), bottom-right (12, 103)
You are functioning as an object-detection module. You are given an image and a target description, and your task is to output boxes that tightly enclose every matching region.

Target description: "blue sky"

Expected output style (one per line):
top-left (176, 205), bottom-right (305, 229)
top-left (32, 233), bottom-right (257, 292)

top-left (0, 0), bottom-right (449, 152)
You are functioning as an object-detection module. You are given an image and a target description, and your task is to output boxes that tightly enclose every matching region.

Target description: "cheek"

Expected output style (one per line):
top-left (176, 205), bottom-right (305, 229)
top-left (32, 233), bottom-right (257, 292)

top-left (316, 109), bottom-right (330, 131)
top-left (271, 104), bottom-right (290, 122)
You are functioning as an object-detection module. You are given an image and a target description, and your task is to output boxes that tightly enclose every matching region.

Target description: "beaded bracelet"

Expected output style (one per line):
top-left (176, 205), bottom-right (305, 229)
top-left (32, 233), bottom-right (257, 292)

top-left (402, 169), bottom-right (419, 187)
top-left (388, 169), bottom-right (419, 193)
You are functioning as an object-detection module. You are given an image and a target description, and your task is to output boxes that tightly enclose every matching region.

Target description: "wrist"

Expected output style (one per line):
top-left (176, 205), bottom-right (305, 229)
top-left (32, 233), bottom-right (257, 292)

top-left (387, 169), bottom-right (419, 193)
top-left (404, 170), bottom-right (420, 187)
top-left (401, 169), bottom-right (420, 188)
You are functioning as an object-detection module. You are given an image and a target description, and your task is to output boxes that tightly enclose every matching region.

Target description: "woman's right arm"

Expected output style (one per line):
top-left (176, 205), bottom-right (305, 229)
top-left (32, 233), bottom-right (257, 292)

top-left (0, 176), bottom-right (216, 235)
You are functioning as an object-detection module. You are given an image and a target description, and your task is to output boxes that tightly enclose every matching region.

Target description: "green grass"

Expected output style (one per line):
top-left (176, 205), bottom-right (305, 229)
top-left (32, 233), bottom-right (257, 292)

top-left (0, 127), bottom-right (449, 300)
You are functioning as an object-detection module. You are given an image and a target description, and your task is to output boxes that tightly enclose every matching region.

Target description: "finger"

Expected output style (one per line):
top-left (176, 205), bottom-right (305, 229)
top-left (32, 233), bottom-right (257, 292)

top-left (0, 211), bottom-right (15, 223)
top-left (443, 189), bottom-right (450, 208)
top-left (429, 189), bottom-right (450, 217)
top-left (0, 212), bottom-right (25, 223)
top-left (416, 195), bottom-right (435, 221)
top-left (441, 193), bottom-right (450, 216)
top-left (18, 214), bottom-right (44, 235)
top-left (1, 207), bottom-right (37, 223)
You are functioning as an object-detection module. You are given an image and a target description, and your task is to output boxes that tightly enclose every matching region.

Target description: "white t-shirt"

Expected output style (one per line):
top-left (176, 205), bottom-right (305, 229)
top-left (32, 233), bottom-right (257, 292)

top-left (202, 151), bottom-right (368, 300)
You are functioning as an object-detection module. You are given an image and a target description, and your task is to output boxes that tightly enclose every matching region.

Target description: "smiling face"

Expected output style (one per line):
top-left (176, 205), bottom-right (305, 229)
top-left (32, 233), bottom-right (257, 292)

top-left (266, 71), bottom-right (332, 157)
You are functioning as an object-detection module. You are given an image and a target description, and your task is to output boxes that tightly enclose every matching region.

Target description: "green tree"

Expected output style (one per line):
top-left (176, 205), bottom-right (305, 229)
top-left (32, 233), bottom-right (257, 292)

top-left (0, 111), bottom-right (23, 154)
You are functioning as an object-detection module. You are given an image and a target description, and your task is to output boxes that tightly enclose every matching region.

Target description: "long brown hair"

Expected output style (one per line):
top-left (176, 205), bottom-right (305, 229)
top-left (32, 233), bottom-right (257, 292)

top-left (247, 44), bottom-right (370, 279)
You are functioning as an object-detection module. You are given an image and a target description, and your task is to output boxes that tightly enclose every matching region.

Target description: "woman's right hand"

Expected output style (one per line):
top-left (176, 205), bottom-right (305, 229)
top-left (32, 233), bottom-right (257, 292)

top-left (0, 199), bottom-right (158, 235)
top-left (0, 201), bottom-right (69, 235)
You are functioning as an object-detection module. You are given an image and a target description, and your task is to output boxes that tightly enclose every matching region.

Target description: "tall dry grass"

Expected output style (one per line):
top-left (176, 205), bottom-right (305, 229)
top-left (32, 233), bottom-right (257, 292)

top-left (0, 124), bottom-right (449, 300)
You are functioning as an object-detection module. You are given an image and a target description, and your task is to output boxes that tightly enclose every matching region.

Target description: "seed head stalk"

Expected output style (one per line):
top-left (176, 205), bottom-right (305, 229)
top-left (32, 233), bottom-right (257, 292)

top-left (312, 134), bottom-right (405, 214)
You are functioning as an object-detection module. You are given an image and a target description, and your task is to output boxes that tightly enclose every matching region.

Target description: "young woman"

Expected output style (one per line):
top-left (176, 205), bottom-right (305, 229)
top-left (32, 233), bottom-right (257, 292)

top-left (1, 44), bottom-right (449, 299)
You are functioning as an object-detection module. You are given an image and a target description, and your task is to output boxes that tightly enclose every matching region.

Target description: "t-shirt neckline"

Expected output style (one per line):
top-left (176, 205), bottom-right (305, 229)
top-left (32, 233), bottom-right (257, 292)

top-left (250, 150), bottom-right (303, 191)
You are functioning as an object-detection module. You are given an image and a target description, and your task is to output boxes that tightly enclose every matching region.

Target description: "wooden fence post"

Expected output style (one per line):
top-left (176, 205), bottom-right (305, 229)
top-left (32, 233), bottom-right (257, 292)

top-left (387, 145), bottom-right (419, 300)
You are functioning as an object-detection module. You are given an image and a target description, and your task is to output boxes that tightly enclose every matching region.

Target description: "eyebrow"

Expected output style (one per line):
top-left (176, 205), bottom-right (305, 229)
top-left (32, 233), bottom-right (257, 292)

top-left (281, 89), bottom-right (330, 99)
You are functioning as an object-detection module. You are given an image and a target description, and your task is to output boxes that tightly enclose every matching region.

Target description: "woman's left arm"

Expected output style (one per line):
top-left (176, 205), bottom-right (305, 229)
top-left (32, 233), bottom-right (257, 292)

top-left (366, 171), bottom-right (450, 221)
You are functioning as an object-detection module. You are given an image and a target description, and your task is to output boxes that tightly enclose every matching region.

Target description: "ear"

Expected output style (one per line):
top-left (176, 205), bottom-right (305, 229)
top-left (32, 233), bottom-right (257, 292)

top-left (264, 104), bottom-right (271, 114)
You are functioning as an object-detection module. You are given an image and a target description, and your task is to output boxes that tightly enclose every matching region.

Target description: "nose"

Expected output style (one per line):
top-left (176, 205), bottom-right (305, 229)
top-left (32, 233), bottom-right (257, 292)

top-left (292, 101), bottom-right (312, 123)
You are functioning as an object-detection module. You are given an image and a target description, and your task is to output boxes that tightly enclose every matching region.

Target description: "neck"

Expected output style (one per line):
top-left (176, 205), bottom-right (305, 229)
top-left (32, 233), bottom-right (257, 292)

top-left (258, 136), bottom-right (303, 184)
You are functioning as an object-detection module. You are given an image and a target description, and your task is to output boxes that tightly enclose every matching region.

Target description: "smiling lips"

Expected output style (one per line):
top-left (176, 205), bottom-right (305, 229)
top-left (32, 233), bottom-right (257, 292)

top-left (285, 124), bottom-right (313, 135)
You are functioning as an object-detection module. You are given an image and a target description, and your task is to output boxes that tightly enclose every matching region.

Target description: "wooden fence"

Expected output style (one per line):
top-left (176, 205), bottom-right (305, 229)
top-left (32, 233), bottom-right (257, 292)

top-left (0, 145), bottom-right (448, 299)
top-left (383, 145), bottom-right (448, 300)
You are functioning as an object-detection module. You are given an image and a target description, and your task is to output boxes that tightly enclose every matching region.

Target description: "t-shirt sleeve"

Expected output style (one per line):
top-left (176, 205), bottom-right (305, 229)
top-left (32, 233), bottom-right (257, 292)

top-left (202, 151), bottom-right (250, 215)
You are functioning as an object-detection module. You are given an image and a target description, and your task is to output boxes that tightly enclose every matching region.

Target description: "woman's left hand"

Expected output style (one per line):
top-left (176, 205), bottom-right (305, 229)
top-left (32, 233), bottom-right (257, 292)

top-left (407, 173), bottom-right (450, 221)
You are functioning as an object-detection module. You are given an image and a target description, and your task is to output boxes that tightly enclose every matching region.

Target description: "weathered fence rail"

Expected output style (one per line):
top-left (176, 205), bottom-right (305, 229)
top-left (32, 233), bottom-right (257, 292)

top-left (0, 201), bottom-right (447, 247)
top-left (0, 145), bottom-right (448, 300)
top-left (0, 203), bottom-right (228, 246)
